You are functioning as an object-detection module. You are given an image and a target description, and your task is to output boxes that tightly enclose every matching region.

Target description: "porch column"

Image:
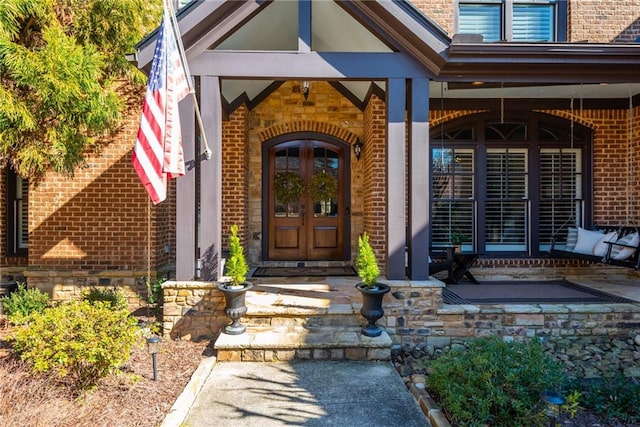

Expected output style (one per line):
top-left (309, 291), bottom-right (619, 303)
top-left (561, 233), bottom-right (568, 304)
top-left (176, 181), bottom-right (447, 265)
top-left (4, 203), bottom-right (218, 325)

top-left (176, 98), bottom-right (196, 280)
top-left (199, 76), bottom-right (223, 281)
top-left (408, 78), bottom-right (430, 280)
top-left (386, 78), bottom-right (406, 279)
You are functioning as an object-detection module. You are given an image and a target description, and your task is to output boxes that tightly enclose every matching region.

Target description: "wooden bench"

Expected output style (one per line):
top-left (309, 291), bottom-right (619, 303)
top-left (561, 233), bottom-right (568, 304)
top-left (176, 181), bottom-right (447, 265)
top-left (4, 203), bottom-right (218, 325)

top-left (549, 225), bottom-right (640, 269)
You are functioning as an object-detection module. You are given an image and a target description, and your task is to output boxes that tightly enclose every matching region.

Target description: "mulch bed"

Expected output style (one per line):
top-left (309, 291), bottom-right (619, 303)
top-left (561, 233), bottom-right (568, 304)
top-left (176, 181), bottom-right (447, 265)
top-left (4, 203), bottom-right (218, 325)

top-left (0, 315), bottom-right (214, 427)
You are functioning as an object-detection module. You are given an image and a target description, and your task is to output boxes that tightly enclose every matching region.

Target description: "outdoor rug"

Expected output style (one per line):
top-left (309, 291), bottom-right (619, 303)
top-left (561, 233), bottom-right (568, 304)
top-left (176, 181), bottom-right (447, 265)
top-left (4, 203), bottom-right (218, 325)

top-left (442, 280), bottom-right (636, 304)
top-left (252, 266), bottom-right (357, 277)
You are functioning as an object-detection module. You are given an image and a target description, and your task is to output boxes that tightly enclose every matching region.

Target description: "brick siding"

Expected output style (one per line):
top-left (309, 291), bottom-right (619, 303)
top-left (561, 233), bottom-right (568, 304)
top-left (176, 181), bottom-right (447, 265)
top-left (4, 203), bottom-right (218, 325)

top-left (363, 94), bottom-right (388, 270)
top-left (19, 84), bottom-right (172, 300)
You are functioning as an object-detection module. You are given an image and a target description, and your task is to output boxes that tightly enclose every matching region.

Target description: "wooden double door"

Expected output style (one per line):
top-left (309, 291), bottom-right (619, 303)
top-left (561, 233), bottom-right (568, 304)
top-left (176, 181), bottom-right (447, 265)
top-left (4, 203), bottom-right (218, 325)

top-left (265, 138), bottom-right (349, 261)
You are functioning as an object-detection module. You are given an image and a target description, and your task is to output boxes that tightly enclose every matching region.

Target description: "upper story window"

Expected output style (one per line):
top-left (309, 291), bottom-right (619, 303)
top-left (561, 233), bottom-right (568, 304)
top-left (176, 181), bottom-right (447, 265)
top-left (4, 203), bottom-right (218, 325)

top-left (456, 0), bottom-right (567, 42)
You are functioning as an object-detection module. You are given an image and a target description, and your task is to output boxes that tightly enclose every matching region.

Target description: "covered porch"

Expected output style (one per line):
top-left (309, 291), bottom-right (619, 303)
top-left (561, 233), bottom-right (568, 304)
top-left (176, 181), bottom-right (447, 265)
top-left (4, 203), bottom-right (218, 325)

top-left (131, 0), bottom-right (640, 284)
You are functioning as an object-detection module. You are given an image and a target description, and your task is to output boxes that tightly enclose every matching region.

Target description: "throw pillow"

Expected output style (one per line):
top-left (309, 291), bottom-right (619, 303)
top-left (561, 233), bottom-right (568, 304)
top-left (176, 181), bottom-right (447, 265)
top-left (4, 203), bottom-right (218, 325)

top-left (611, 232), bottom-right (640, 260)
top-left (593, 231), bottom-right (617, 257)
top-left (566, 227), bottom-right (578, 251)
top-left (573, 227), bottom-right (604, 255)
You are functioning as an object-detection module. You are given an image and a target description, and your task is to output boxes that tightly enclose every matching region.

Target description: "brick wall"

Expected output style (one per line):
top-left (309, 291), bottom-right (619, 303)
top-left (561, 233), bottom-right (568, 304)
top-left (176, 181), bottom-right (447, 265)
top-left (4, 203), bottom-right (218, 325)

top-left (411, 0), bottom-right (454, 35)
top-left (569, 0), bottom-right (640, 43)
top-left (222, 105), bottom-right (249, 249)
top-left (23, 83), bottom-right (170, 300)
top-left (363, 94), bottom-right (387, 270)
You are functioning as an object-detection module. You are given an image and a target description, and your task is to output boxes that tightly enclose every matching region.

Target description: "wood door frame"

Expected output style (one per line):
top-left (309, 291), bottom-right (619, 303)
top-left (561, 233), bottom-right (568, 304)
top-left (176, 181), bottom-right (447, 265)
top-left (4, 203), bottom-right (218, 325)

top-left (261, 132), bottom-right (352, 261)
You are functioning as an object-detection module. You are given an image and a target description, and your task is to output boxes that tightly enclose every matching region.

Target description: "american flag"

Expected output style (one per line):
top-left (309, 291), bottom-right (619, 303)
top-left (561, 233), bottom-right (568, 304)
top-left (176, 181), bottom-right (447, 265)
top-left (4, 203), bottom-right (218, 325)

top-left (133, 11), bottom-right (190, 204)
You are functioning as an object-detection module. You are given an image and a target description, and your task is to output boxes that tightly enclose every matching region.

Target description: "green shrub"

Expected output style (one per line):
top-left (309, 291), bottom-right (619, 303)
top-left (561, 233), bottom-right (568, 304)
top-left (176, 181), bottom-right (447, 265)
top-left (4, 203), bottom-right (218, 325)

top-left (578, 374), bottom-right (640, 424)
top-left (2, 283), bottom-right (50, 325)
top-left (225, 224), bottom-right (248, 286)
top-left (13, 300), bottom-right (140, 390)
top-left (427, 337), bottom-right (565, 427)
top-left (355, 232), bottom-right (380, 288)
top-left (82, 286), bottom-right (128, 310)
top-left (143, 276), bottom-right (166, 306)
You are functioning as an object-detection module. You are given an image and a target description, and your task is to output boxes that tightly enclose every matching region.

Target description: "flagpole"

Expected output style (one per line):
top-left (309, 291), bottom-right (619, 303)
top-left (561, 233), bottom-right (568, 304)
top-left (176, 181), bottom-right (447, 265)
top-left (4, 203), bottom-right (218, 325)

top-left (165, 0), bottom-right (212, 160)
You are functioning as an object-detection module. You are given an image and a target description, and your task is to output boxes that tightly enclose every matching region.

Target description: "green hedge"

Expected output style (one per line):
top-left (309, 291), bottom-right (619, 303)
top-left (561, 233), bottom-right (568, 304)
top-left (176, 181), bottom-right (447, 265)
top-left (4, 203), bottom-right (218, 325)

top-left (427, 337), bottom-right (565, 427)
top-left (13, 300), bottom-right (140, 390)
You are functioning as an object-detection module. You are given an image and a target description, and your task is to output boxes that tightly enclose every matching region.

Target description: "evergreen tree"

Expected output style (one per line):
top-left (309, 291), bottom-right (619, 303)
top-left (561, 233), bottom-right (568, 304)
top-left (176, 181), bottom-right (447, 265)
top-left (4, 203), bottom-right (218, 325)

top-left (0, 0), bottom-right (161, 181)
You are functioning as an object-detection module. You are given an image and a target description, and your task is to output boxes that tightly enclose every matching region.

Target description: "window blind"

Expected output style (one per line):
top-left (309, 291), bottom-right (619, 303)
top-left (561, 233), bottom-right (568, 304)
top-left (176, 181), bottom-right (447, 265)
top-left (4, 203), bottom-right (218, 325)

top-left (538, 149), bottom-right (582, 249)
top-left (513, 4), bottom-right (555, 42)
top-left (459, 4), bottom-right (502, 42)
top-left (485, 149), bottom-right (528, 251)
top-left (16, 176), bottom-right (28, 250)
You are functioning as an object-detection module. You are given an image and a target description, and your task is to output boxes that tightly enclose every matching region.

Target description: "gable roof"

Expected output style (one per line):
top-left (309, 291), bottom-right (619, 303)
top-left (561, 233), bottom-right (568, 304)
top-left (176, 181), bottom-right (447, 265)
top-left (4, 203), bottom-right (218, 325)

top-left (130, 0), bottom-right (640, 110)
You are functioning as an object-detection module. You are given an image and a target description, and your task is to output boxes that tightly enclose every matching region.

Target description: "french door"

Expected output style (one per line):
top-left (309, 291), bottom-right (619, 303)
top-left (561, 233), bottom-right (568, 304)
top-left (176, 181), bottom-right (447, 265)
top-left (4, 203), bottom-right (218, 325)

top-left (266, 139), bottom-right (347, 260)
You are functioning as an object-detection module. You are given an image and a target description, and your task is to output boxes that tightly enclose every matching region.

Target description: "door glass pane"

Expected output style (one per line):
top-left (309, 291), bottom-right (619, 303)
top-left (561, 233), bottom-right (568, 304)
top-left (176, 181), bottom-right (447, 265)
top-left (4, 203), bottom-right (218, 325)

top-left (274, 146), bottom-right (301, 217)
top-left (312, 145), bottom-right (339, 217)
top-left (539, 148), bottom-right (582, 250)
top-left (431, 148), bottom-right (474, 250)
top-left (485, 149), bottom-right (528, 252)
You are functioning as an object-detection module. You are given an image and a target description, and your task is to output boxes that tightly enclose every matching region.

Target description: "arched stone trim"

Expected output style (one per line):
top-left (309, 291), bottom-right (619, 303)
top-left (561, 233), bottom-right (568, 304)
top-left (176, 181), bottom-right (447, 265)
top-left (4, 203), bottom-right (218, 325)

top-left (258, 121), bottom-right (360, 146)
top-left (431, 109), bottom-right (598, 133)
top-left (536, 109), bottom-right (598, 132)
top-left (430, 110), bottom-right (486, 127)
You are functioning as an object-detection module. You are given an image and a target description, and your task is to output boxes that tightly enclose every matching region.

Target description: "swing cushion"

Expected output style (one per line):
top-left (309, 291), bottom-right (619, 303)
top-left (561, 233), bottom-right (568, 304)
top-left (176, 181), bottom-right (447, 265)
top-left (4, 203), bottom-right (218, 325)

top-left (593, 231), bottom-right (618, 257)
top-left (573, 227), bottom-right (604, 255)
top-left (610, 232), bottom-right (640, 260)
top-left (566, 227), bottom-right (579, 252)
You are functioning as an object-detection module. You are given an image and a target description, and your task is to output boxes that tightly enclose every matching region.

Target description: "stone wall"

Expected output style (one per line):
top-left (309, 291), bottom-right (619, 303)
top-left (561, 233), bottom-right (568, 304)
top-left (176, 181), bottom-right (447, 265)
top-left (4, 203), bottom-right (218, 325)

top-left (25, 269), bottom-right (152, 307)
top-left (162, 281), bottom-right (226, 341)
top-left (163, 275), bottom-right (640, 353)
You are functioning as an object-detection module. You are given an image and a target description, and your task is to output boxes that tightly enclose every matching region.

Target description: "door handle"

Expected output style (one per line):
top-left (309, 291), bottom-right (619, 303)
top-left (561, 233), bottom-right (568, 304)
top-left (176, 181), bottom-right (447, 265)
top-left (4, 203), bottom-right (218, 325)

top-left (300, 203), bottom-right (305, 225)
top-left (345, 206), bottom-right (351, 215)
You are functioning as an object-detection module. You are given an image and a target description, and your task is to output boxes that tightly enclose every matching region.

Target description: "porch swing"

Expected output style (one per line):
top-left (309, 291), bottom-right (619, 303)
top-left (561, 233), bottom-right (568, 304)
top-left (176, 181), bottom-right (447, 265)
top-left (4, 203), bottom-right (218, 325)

top-left (549, 89), bottom-right (640, 269)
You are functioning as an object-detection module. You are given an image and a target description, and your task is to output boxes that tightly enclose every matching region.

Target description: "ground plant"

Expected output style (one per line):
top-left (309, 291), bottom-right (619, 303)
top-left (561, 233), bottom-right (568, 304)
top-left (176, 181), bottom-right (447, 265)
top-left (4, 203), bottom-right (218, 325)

top-left (143, 276), bottom-right (166, 306)
top-left (574, 374), bottom-right (640, 424)
top-left (1, 283), bottom-right (50, 325)
top-left (12, 300), bottom-right (139, 391)
top-left (82, 286), bottom-right (128, 310)
top-left (427, 337), bottom-right (565, 427)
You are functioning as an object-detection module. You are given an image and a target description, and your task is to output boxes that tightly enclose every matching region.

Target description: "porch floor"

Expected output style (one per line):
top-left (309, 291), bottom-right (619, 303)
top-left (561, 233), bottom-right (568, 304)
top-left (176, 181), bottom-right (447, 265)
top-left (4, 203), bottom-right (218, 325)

top-left (243, 273), bottom-right (640, 308)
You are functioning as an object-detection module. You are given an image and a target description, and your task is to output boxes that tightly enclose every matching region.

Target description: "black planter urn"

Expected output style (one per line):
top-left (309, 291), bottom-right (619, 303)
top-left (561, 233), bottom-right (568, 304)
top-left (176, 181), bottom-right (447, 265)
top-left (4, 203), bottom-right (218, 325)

top-left (355, 283), bottom-right (390, 337)
top-left (217, 281), bottom-right (253, 335)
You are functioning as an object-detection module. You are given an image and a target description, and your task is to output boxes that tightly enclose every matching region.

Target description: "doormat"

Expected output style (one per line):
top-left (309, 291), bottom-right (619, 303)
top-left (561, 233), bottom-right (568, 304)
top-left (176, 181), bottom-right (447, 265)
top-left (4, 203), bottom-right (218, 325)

top-left (252, 266), bottom-right (357, 277)
top-left (442, 280), bottom-right (636, 305)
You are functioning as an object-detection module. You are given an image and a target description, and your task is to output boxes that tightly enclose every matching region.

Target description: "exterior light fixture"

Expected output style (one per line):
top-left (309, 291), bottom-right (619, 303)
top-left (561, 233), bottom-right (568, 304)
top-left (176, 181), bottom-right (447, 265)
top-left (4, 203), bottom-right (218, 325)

top-left (540, 390), bottom-right (565, 427)
top-left (353, 140), bottom-right (363, 161)
top-left (302, 81), bottom-right (310, 101)
top-left (146, 336), bottom-right (161, 381)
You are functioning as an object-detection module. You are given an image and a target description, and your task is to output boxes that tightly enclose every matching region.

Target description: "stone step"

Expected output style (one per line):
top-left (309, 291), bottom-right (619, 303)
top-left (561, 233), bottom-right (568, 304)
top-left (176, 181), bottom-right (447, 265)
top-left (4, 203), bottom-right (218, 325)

top-left (244, 314), bottom-right (362, 329)
top-left (214, 326), bottom-right (392, 362)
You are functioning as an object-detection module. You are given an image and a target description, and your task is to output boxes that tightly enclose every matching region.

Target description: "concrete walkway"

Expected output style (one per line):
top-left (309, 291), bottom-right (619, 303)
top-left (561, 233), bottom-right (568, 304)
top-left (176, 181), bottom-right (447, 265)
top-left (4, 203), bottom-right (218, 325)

top-left (174, 360), bottom-right (430, 427)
